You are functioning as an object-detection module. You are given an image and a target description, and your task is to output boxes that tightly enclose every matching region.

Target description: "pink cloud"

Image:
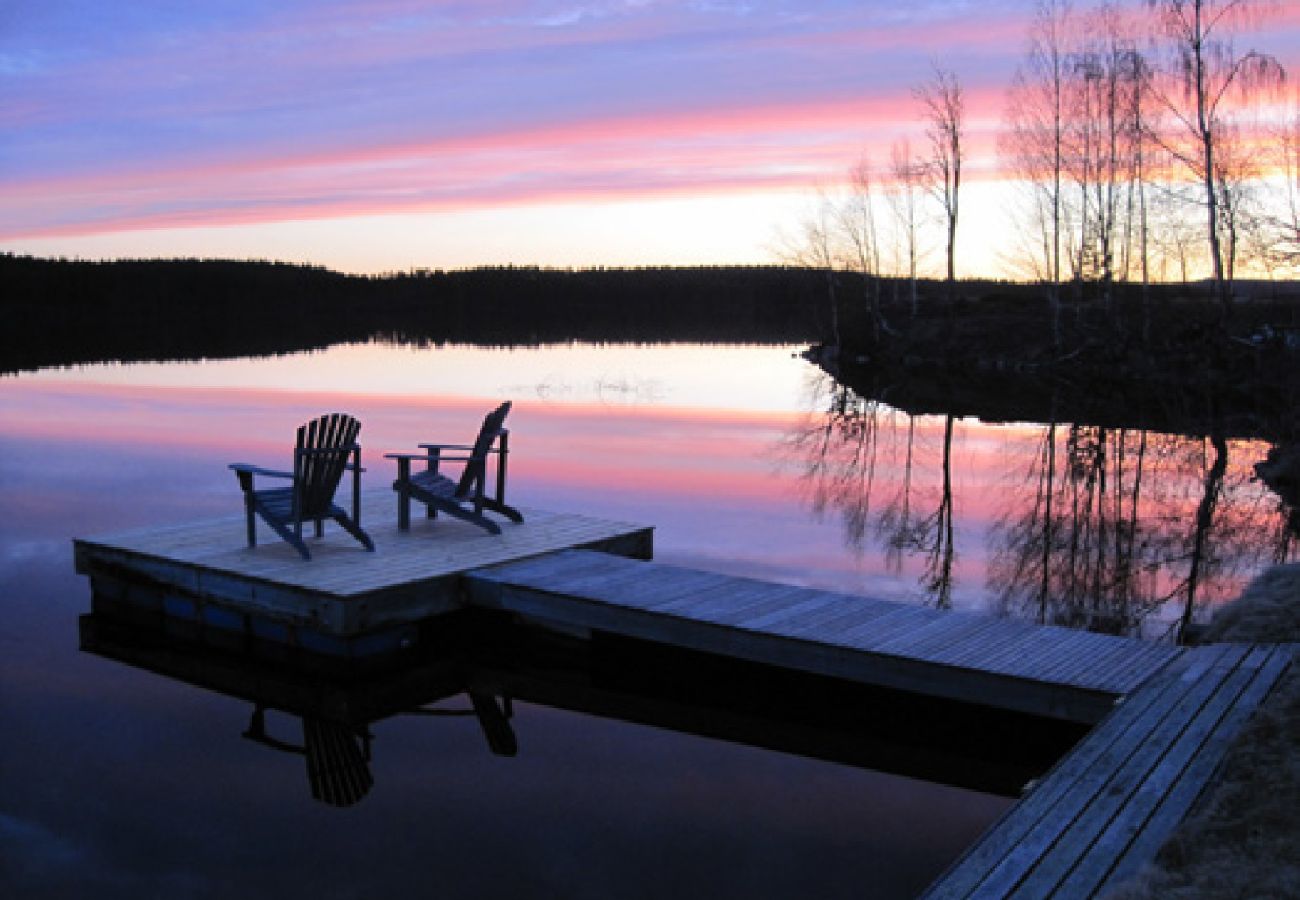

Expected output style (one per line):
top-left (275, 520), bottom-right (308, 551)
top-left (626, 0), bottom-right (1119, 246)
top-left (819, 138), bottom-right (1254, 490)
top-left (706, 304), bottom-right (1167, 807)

top-left (0, 84), bottom-right (1019, 241)
top-left (6, 0), bottom-right (1291, 247)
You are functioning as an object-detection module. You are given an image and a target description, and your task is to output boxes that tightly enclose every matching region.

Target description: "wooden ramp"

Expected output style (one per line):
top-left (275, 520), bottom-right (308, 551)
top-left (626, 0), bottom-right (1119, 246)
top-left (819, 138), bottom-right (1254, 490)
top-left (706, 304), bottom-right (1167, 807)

top-left (923, 641), bottom-right (1297, 898)
top-left (75, 492), bottom-right (652, 638)
top-left (464, 549), bottom-right (1182, 723)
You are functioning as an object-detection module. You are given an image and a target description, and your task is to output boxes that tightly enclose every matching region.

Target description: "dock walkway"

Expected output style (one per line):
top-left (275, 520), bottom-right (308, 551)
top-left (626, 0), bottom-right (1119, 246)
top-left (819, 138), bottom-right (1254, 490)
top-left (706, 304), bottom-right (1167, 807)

top-left (464, 549), bottom-right (1180, 723)
top-left (923, 641), bottom-right (1297, 898)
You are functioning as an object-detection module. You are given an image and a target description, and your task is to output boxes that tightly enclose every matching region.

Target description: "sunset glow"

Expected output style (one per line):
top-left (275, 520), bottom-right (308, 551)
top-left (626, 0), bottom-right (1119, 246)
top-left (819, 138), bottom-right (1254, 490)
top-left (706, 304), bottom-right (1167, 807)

top-left (5, 1), bottom-right (1296, 274)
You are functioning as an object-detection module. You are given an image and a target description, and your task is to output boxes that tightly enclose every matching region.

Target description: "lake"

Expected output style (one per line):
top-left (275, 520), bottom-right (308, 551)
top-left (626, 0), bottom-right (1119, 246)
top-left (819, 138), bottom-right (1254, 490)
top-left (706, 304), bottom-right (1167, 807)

top-left (1, 341), bottom-right (1293, 898)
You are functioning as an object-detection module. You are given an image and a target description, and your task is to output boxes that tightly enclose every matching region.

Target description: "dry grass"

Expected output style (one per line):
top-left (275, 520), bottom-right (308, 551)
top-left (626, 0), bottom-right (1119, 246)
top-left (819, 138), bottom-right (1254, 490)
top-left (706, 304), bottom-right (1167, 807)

top-left (1106, 564), bottom-right (1300, 900)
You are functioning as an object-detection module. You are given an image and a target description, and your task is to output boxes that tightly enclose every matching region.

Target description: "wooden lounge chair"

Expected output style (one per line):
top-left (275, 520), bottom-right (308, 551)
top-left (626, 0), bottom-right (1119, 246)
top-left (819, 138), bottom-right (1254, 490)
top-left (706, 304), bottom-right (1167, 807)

top-left (229, 412), bottom-right (375, 560)
top-left (388, 401), bottom-right (524, 535)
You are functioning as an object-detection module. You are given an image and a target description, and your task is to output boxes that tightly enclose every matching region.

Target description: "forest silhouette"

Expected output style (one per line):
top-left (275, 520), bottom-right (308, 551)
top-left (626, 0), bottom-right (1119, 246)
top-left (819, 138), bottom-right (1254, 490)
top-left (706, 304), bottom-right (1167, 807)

top-left (1, 254), bottom-right (836, 372)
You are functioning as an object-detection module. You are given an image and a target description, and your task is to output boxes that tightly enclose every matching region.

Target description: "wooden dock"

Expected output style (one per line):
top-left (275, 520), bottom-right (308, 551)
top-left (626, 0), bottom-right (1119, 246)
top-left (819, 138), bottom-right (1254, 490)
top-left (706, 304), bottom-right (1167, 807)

top-left (74, 491), bottom-right (652, 648)
top-left (464, 549), bottom-right (1181, 723)
top-left (924, 641), bottom-right (1297, 898)
top-left (73, 507), bottom-right (1298, 895)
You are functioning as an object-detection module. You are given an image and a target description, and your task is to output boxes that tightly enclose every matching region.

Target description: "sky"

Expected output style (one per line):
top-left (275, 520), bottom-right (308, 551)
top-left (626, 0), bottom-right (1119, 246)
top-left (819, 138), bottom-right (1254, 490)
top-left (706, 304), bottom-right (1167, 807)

top-left (1, 0), bottom-right (1297, 275)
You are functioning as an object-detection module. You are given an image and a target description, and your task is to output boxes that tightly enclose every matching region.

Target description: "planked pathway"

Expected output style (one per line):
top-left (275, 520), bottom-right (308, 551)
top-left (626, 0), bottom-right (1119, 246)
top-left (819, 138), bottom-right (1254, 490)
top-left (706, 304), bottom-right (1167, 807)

top-left (923, 641), bottom-right (1297, 898)
top-left (464, 549), bottom-right (1183, 723)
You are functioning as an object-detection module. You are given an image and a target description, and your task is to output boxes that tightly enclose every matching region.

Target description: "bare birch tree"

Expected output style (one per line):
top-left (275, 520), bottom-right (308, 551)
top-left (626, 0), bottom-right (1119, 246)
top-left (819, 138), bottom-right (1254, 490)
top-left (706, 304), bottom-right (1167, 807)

top-left (838, 158), bottom-right (887, 341)
top-left (1067, 3), bottom-right (1147, 315)
top-left (1267, 101), bottom-right (1300, 268)
top-left (916, 66), bottom-right (965, 299)
top-left (888, 139), bottom-right (924, 318)
top-left (775, 195), bottom-right (842, 346)
top-left (1146, 0), bottom-right (1285, 312)
top-left (1004, 0), bottom-right (1074, 345)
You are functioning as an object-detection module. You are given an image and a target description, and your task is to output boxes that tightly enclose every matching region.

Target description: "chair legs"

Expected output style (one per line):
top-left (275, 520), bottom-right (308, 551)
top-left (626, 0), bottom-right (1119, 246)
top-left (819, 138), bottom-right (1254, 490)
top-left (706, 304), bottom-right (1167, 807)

top-left (396, 485), bottom-right (507, 535)
top-left (257, 508), bottom-right (314, 561)
top-left (247, 498), bottom-right (373, 560)
top-left (480, 496), bottom-right (524, 524)
top-left (330, 508), bottom-right (376, 552)
top-left (424, 495), bottom-right (503, 535)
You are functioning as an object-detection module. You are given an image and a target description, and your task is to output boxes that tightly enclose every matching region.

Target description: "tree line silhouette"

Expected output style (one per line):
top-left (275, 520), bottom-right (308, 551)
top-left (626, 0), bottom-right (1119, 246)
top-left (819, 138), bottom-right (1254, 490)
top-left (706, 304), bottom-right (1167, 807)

top-left (4, 252), bottom-right (1189, 373)
top-left (0, 254), bottom-right (839, 372)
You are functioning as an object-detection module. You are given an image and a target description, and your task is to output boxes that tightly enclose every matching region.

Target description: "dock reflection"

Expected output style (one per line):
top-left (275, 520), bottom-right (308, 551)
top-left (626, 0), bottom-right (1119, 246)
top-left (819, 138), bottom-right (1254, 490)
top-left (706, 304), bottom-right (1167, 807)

top-left (80, 585), bottom-right (1084, 807)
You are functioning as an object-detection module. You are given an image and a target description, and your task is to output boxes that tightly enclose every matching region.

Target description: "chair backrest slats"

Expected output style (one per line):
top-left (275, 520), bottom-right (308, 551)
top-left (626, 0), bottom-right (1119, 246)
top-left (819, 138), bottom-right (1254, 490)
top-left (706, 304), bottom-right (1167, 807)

top-left (455, 402), bottom-right (511, 499)
top-left (295, 413), bottom-right (361, 519)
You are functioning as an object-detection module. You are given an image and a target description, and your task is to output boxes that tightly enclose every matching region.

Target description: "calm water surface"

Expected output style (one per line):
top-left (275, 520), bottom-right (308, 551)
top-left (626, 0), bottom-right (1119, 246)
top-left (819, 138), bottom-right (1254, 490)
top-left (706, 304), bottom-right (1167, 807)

top-left (1, 342), bottom-right (1292, 898)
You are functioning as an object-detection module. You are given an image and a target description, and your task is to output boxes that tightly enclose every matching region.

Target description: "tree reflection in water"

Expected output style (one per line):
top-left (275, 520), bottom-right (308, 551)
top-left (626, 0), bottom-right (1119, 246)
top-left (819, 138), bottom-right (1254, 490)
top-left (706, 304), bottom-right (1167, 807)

top-left (788, 372), bottom-right (1298, 637)
top-left (788, 373), bottom-right (958, 609)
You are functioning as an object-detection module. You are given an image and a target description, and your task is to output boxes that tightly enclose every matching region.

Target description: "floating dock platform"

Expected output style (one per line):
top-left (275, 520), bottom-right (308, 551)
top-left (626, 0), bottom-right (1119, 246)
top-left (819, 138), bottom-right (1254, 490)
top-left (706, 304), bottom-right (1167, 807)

top-left (74, 492), bottom-right (651, 656)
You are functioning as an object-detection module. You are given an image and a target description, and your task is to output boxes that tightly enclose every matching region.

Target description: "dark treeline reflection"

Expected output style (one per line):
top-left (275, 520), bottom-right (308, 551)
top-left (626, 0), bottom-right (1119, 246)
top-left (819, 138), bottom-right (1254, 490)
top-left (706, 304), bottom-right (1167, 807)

top-left (1, 254), bottom-right (834, 372)
top-left (788, 372), bottom-right (1297, 638)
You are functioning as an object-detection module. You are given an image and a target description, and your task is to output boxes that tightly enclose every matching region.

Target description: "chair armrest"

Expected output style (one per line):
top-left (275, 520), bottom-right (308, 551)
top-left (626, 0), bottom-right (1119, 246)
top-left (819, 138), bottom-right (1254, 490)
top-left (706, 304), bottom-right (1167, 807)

top-left (230, 462), bottom-right (293, 493)
top-left (386, 453), bottom-right (473, 463)
top-left (229, 463), bottom-right (294, 478)
top-left (418, 444), bottom-right (505, 454)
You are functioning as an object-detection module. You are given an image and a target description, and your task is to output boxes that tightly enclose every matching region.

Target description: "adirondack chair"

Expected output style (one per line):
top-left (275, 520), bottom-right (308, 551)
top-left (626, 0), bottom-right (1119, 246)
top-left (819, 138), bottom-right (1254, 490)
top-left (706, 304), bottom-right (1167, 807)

top-left (229, 412), bottom-right (375, 560)
top-left (388, 401), bottom-right (524, 535)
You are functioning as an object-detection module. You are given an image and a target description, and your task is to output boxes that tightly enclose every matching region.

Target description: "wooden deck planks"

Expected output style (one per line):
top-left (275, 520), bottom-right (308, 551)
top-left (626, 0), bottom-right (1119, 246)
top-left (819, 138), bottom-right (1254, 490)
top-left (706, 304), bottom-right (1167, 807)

top-left (696, 584), bottom-right (829, 630)
top-left (921, 646), bottom-right (1233, 899)
top-left (75, 498), bottom-right (653, 635)
top-left (825, 601), bottom-right (936, 649)
top-left (923, 642), bottom-right (1297, 898)
top-left (1093, 643), bottom-right (1298, 894)
top-left (1052, 648), bottom-right (1273, 897)
top-left (998, 646), bottom-right (1255, 899)
top-left (465, 550), bottom-right (1186, 722)
top-left (662, 580), bottom-right (810, 622)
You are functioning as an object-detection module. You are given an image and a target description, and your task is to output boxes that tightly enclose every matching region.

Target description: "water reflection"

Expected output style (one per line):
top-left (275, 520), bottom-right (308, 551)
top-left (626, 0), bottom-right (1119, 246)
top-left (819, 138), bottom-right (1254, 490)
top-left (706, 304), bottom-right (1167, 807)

top-left (0, 342), bottom-right (1155, 899)
top-left (788, 378), bottom-right (961, 610)
top-left (80, 577), bottom-right (1080, 808)
top-left (244, 692), bottom-right (518, 806)
top-left (791, 370), bottom-right (1298, 638)
top-left (243, 707), bottom-right (378, 807)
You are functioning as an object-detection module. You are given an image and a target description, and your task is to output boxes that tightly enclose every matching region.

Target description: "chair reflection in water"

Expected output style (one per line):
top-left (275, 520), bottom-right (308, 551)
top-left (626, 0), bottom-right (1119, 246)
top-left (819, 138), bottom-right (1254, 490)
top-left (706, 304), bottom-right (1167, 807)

top-left (405, 691), bottom-right (518, 757)
top-left (229, 412), bottom-right (375, 560)
top-left (242, 693), bottom-right (516, 807)
top-left (243, 707), bottom-right (376, 807)
top-left (389, 401), bottom-right (524, 535)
